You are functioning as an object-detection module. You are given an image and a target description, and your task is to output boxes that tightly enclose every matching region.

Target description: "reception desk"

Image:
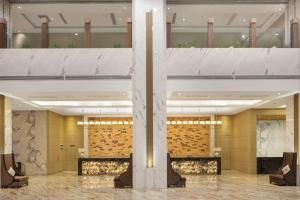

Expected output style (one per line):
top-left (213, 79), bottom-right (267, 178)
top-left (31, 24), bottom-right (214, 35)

top-left (78, 156), bottom-right (221, 175)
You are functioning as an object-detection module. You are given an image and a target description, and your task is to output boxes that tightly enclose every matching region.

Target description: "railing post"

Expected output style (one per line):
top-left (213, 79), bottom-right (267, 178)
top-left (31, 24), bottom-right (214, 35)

top-left (291, 18), bottom-right (299, 48)
top-left (249, 18), bottom-right (257, 48)
top-left (0, 18), bottom-right (7, 48)
top-left (207, 18), bottom-right (214, 48)
top-left (166, 20), bottom-right (172, 48)
top-left (84, 18), bottom-right (92, 48)
top-left (41, 17), bottom-right (49, 48)
top-left (127, 18), bottom-right (132, 48)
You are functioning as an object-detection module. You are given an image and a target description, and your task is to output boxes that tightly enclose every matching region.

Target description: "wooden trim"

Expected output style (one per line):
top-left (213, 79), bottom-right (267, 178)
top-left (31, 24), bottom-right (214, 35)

top-left (41, 19), bottom-right (49, 48)
top-left (207, 18), bottom-right (214, 48)
top-left (291, 18), bottom-right (299, 48)
top-left (0, 22), bottom-right (7, 48)
top-left (127, 19), bottom-right (132, 48)
top-left (167, 22), bottom-right (172, 48)
top-left (249, 18), bottom-right (256, 48)
top-left (84, 18), bottom-right (92, 48)
top-left (146, 11), bottom-right (153, 168)
top-left (294, 94), bottom-right (299, 155)
top-left (0, 95), bottom-right (4, 155)
top-left (256, 115), bottom-right (286, 120)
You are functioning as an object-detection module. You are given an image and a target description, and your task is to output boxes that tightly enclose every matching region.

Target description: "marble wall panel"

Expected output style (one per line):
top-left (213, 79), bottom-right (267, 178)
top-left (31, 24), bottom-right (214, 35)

top-left (12, 111), bottom-right (47, 175)
top-left (0, 49), bottom-right (132, 77)
top-left (167, 48), bottom-right (300, 76)
top-left (257, 120), bottom-right (286, 157)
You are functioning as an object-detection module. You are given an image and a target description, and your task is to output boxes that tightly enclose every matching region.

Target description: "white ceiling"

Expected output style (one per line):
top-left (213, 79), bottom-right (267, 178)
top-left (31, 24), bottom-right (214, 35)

top-left (11, 3), bottom-right (286, 33)
top-left (7, 90), bottom-right (293, 116)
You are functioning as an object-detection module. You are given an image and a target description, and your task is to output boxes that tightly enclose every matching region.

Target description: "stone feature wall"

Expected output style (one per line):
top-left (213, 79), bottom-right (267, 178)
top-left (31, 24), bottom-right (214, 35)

top-left (88, 118), bottom-right (132, 157)
top-left (167, 117), bottom-right (210, 157)
top-left (257, 120), bottom-right (286, 157)
top-left (12, 111), bottom-right (48, 175)
top-left (88, 117), bottom-right (211, 157)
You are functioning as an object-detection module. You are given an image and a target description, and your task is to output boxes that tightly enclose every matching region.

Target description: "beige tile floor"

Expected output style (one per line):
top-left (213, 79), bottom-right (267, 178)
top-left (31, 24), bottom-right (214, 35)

top-left (0, 170), bottom-right (299, 200)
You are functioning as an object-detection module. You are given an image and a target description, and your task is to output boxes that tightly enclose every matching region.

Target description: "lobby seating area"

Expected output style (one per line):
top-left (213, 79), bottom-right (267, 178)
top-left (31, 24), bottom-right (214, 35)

top-left (1, 154), bottom-right (28, 188)
top-left (269, 152), bottom-right (297, 186)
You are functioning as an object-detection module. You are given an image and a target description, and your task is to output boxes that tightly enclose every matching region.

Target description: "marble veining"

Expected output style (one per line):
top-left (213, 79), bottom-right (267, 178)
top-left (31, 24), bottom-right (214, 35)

top-left (257, 120), bottom-right (286, 157)
top-left (12, 111), bottom-right (48, 175)
top-left (0, 171), bottom-right (299, 200)
top-left (167, 48), bottom-right (300, 76)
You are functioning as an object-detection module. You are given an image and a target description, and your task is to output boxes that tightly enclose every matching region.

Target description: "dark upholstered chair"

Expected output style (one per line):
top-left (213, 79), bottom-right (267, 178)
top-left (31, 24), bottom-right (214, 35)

top-left (1, 154), bottom-right (28, 188)
top-left (269, 152), bottom-right (297, 186)
top-left (12, 153), bottom-right (25, 176)
top-left (114, 154), bottom-right (132, 188)
top-left (167, 153), bottom-right (186, 188)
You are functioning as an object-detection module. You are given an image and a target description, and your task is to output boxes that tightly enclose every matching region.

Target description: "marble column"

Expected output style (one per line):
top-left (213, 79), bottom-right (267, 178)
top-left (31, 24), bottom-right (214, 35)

top-left (207, 18), bottom-right (214, 48)
top-left (41, 17), bottom-right (49, 48)
top-left (290, 18), bottom-right (299, 48)
top-left (249, 18), bottom-right (256, 48)
top-left (0, 18), bottom-right (7, 48)
top-left (286, 96), bottom-right (295, 152)
top-left (84, 18), bottom-right (91, 48)
top-left (132, 0), bottom-right (167, 189)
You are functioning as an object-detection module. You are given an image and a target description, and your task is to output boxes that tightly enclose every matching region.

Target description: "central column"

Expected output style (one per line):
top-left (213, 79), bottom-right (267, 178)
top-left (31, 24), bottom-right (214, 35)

top-left (132, 0), bottom-right (167, 189)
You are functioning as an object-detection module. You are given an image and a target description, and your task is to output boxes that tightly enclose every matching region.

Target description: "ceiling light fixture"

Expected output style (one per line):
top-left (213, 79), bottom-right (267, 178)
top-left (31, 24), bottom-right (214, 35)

top-left (74, 33), bottom-right (78, 36)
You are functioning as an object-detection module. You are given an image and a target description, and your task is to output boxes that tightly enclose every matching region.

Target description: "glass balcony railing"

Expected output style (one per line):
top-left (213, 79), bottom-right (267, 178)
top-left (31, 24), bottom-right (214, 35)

top-left (12, 32), bottom-right (129, 48)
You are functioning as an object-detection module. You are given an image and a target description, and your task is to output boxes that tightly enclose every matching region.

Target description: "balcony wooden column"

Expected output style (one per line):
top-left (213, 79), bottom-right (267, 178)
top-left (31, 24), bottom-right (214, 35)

top-left (249, 18), bottom-right (257, 48)
top-left (127, 18), bottom-right (132, 48)
top-left (166, 20), bottom-right (172, 48)
top-left (84, 18), bottom-right (92, 48)
top-left (0, 18), bottom-right (7, 48)
top-left (207, 18), bottom-right (214, 48)
top-left (41, 17), bottom-right (49, 48)
top-left (291, 18), bottom-right (299, 48)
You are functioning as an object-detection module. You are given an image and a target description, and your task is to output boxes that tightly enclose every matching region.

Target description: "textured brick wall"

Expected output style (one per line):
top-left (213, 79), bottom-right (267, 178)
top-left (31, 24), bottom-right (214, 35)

top-left (88, 117), bottom-right (210, 157)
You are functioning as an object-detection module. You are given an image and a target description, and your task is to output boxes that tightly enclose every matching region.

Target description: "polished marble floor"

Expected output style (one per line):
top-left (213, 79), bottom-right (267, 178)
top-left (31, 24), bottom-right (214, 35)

top-left (0, 170), bottom-right (299, 200)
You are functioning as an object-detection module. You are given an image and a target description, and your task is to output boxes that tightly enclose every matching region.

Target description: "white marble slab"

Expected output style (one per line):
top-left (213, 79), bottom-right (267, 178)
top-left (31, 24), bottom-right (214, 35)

top-left (167, 48), bottom-right (300, 76)
top-left (1, 48), bottom-right (300, 78)
top-left (0, 49), bottom-right (132, 77)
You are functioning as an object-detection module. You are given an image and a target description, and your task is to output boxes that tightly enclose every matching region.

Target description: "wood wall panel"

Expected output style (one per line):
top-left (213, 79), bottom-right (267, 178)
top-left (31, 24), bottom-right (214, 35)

top-left (88, 118), bottom-right (132, 157)
top-left (88, 117), bottom-right (211, 157)
top-left (167, 117), bottom-right (210, 157)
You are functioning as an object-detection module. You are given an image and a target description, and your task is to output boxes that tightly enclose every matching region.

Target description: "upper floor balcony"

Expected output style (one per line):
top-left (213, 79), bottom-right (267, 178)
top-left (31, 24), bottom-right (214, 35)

top-left (0, 0), bottom-right (300, 81)
top-left (2, 1), bottom-right (296, 49)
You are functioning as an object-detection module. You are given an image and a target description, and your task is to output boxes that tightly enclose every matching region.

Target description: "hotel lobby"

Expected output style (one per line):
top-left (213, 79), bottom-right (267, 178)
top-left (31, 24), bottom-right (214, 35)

top-left (1, 0), bottom-right (300, 199)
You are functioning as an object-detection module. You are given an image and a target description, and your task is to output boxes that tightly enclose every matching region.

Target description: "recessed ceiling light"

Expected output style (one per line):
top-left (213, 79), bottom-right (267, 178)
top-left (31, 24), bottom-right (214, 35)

top-left (278, 8), bottom-right (282, 12)
top-left (167, 7), bottom-right (171, 10)
top-left (74, 33), bottom-right (78, 36)
top-left (182, 18), bottom-right (187, 22)
top-left (275, 33), bottom-right (280, 36)
top-left (18, 5), bottom-right (22, 9)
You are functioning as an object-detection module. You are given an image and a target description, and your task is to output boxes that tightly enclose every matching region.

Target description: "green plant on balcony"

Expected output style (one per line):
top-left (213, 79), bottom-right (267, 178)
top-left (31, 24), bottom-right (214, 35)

top-left (175, 40), bottom-right (200, 48)
top-left (21, 43), bottom-right (31, 48)
top-left (52, 44), bottom-right (60, 48)
top-left (68, 43), bottom-right (76, 48)
top-left (113, 43), bottom-right (122, 48)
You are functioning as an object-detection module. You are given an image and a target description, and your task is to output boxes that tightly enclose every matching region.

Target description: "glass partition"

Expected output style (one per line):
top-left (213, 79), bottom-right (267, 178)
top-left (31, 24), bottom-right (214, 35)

top-left (11, 3), bottom-right (131, 48)
top-left (167, 3), bottom-right (287, 48)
